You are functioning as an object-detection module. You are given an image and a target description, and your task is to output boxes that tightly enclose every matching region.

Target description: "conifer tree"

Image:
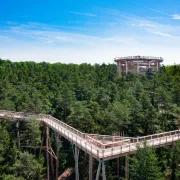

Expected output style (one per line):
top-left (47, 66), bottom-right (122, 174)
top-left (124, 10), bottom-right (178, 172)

top-left (130, 143), bottom-right (163, 180)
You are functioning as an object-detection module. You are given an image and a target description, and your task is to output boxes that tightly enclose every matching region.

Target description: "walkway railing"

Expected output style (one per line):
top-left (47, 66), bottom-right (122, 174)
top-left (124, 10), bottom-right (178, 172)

top-left (0, 110), bottom-right (179, 160)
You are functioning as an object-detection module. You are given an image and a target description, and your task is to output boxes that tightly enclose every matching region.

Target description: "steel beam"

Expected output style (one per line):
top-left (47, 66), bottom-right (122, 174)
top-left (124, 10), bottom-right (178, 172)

top-left (16, 121), bottom-right (20, 149)
top-left (89, 155), bottom-right (93, 180)
top-left (56, 133), bottom-right (60, 180)
top-left (102, 161), bottom-right (106, 180)
top-left (116, 158), bottom-right (120, 177)
top-left (46, 126), bottom-right (50, 180)
top-left (74, 145), bottom-right (79, 180)
top-left (95, 161), bottom-right (101, 180)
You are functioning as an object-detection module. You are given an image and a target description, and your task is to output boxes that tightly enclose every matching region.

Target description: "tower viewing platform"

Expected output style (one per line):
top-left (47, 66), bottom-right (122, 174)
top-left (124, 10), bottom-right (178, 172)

top-left (114, 56), bottom-right (164, 77)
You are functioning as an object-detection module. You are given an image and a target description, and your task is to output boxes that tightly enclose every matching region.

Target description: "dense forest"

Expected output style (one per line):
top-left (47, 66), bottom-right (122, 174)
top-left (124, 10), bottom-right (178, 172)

top-left (0, 58), bottom-right (179, 180)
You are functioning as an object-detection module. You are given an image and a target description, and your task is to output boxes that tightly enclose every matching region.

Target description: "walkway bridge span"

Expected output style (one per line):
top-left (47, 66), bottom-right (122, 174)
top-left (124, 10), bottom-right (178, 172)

top-left (0, 110), bottom-right (179, 180)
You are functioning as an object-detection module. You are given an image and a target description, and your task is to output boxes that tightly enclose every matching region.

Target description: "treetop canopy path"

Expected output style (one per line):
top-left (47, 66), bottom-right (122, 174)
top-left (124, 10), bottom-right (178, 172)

top-left (0, 110), bottom-right (179, 180)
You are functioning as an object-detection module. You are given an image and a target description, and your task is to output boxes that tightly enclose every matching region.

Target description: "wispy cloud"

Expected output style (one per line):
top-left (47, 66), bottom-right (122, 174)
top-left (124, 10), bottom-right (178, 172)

top-left (131, 20), bottom-right (180, 41)
top-left (69, 11), bottom-right (97, 17)
top-left (138, 23), bottom-right (156, 28)
top-left (151, 31), bottom-right (180, 40)
top-left (172, 14), bottom-right (180, 20)
top-left (129, 1), bottom-right (171, 17)
top-left (149, 8), bottom-right (170, 16)
top-left (7, 22), bottom-right (93, 32)
top-left (6, 21), bottom-right (17, 25)
top-left (1, 5), bottom-right (180, 65)
top-left (20, 15), bottom-right (31, 18)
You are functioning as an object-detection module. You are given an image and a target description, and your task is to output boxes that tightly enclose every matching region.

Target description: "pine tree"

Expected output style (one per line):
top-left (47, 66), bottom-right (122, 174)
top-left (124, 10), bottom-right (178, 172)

top-left (130, 143), bottom-right (163, 180)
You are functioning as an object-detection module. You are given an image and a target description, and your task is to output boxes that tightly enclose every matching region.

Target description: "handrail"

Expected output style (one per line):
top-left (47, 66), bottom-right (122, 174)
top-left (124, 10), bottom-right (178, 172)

top-left (114, 56), bottom-right (164, 61)
top-left (0, 110), bottom-right (179, 160)
top-left (0, 110), bottom-right (85, 138)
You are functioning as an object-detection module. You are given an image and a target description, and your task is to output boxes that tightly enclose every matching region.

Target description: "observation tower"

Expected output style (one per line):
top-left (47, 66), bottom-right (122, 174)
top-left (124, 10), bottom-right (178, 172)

top-left (114, 55), bottom-right (164, 77)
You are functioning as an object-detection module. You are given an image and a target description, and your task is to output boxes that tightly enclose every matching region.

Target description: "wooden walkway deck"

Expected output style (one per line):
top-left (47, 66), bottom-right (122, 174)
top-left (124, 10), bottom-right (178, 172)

top-left (0, 110), bottom-right (179, 161)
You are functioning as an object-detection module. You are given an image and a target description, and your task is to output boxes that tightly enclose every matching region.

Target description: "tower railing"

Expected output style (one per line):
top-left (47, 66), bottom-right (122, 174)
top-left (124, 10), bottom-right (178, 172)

top-left (114, 56), bottom-right (164, 61)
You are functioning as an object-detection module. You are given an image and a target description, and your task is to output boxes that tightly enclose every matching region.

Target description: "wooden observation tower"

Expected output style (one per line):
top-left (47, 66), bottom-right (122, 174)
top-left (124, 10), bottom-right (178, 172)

top-left (114, 55), bottom-right (164, 77)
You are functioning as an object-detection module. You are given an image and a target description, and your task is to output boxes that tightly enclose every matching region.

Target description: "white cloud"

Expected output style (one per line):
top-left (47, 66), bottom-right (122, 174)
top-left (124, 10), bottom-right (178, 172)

top-left (128, 17), bottom-right (180, 41)
top-left (151, 31), bottom-right (180, 40)
top-left (137, 23), bottom-right (156, 28)
top-left (68, 12), bottom-right (97, 17)
top-left (149, 8), bottom-right (170, 16)
top-left (172, 14), bottom-right (180, 20)
top-left (0, 42), bottom-right (179, 65)
top-left (1, 14), bottom-right (180, 65)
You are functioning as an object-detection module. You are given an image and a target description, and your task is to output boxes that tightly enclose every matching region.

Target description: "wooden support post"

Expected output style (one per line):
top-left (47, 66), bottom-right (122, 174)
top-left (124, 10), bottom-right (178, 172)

top-left (56, 133), bottom-right (60, 180)
top-left (41, 126), bottom-right (58, 179)
top-left (156, 61), bottom-right (159, 71)
top-left (16, 121), bottom-right (20, 149)
top-left (95, 161), bottom-right (101, 180)
top-left (117, 62), bottom-right (120, 76)
top-left (125, 156), bottom-right (129, 180)
top-left (137, 61), bottom-right (139, 74)
top-left (116, 158), bottom-right (120, 177)
top-left (126, 61), bottom-right (128, 75)
top-left (50, 152), bottom-right (55, 176)
top-left (46, 126), bottom-right (50, 180)
top-left (119, 62), bottom-right (122, 77)
top-left (89, 155), bottom-right (93, 180)
top-left (74, 145), bottom-right (79, 180)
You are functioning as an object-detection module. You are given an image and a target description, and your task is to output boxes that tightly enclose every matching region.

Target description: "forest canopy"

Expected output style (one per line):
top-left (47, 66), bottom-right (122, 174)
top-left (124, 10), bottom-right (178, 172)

top-left (0, 58), bottom-right (179, 179)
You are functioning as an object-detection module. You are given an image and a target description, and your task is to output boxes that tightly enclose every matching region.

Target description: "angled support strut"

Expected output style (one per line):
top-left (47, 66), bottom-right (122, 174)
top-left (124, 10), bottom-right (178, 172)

top-left (95, 160), bottom-right (106, 180)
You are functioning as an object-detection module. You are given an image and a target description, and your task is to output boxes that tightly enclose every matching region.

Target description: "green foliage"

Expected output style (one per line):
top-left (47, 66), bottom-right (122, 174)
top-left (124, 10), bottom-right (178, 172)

top-left (0, 59), bottom-right (179, 179)
top-left (172, 142), bottom-right (180, 180)
top-left (130, 143), bottom-right (163, 180)
top-left (1, 174), bottom-right (24, 180)
top-left (0, 123), bottom-right (18, 176)
top-left (12, 152), bottom-right (45, 180)
top-left (67, 101), bottom-right (96, 133)
top-left (20, 120), bottom-right (41, 153)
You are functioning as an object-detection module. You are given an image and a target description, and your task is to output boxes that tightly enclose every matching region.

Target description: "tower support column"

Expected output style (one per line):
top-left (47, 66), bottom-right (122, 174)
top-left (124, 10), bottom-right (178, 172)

top-left (156, 61), bottom-right (159, 70)
top-left (117, 62), bottom-right (119, 74)
top-left (119, 62), bottom-right (122, 77)
top-left (125, 61), bottom-right (128, 75)
top-left (137, 61), bottom-right (139, 74)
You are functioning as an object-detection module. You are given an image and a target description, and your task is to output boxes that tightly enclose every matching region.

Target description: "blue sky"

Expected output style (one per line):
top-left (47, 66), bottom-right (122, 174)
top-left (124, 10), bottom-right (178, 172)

top-left (0, 0), bottom-right (180, 64)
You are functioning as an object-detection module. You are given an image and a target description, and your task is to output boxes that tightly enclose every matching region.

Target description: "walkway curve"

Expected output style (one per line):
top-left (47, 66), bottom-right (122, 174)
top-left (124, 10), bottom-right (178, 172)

top-left (0, 110), bottom-right (179, 161)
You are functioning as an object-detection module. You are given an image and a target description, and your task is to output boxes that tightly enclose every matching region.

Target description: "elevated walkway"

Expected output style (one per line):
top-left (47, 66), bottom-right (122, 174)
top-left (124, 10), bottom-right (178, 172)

top-left (0, 110), bottom-right (179, 161)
